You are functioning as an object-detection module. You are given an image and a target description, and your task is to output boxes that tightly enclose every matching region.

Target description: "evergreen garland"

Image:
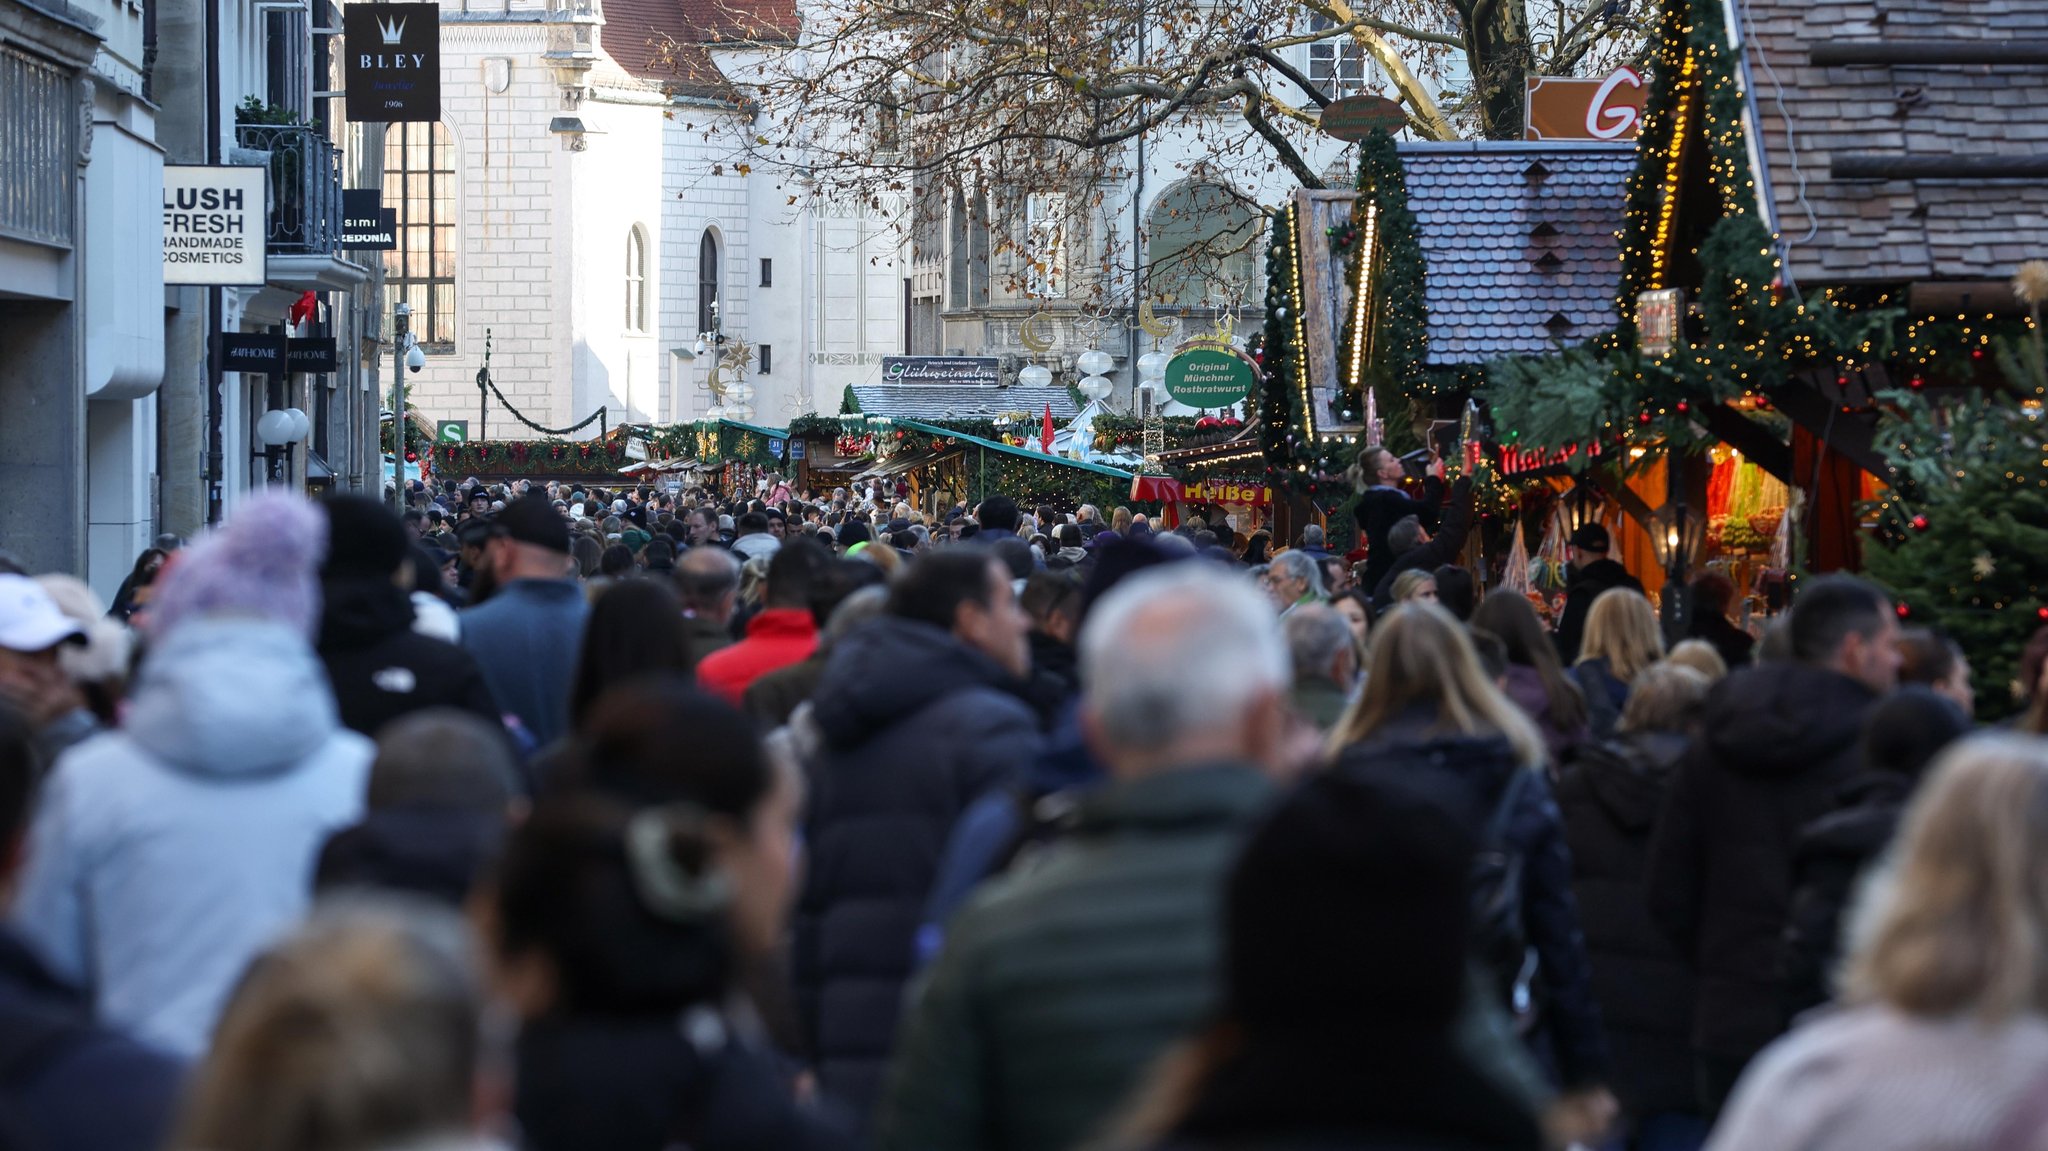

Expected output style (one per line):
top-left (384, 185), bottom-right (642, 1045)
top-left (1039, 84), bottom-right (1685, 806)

top-left (1337, 131), bottom-right (1430, 424)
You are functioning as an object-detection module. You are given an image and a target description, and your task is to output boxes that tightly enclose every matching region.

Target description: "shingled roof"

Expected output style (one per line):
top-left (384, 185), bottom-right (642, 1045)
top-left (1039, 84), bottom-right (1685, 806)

top-left (850, 384), bottom-right (1080, 422)
top-left (1740, 0), bottom-right (2048, 286)
top-left (599, 0), bottom-right (795, 97)
top-left (1399, 141), bottom-right (1634, 367)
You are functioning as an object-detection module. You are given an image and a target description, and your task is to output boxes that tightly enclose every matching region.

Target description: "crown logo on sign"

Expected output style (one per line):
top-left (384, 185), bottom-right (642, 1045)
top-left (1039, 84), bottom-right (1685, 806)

top-left (376, 13), bottom-right (405, 43)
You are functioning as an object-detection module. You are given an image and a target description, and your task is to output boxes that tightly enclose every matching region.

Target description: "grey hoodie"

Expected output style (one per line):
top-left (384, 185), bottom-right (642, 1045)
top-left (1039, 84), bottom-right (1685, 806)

top-left (12, 618), bottom-right (372, 1057)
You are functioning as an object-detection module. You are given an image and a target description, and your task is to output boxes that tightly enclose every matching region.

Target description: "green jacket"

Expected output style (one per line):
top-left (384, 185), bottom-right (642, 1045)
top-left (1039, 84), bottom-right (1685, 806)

top-left (876, 764), bottom-right (1274, 1151)
top-left (1288, 676), bottom-right (1353, 732)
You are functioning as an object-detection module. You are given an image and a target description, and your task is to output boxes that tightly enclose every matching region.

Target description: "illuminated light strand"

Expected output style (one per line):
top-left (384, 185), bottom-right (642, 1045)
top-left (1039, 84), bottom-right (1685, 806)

top-left (1346, 202), bottom-right (1381, 401)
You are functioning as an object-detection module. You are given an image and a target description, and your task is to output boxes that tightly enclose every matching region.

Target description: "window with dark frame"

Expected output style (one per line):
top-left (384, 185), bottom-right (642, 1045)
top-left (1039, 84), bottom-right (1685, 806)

top-left (759, 344), bottom-right (772, 374)
top-left (760, 257), bottom-right (772, 287)
top-left (698, 229), bottom-right (721, 335)
top-left (381, 122), bottom-right (457, 349)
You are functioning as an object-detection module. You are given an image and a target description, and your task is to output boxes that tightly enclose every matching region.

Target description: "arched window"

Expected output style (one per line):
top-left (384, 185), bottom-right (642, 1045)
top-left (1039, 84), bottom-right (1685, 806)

top-left (697, 229), bottom-right (720, 335)
top-left (947, 190), bottom-right (968, 309)
top-left (382, 122), bottom-right (457, 348)
top-left (1145, 182), bottom-right (1261, 309)
top-left (625, 226), bottom-right (648, 332)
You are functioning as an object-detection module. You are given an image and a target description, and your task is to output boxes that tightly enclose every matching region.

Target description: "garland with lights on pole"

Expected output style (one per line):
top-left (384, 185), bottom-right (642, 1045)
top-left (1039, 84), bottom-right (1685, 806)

top-left (1334, 130), bottom-right (1431, 430)
top-left (1480, 0), bottom-right (1894, 463)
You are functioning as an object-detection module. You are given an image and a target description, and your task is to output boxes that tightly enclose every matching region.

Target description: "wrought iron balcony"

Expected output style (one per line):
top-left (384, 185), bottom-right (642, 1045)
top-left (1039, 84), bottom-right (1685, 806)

top-left (234, 123), bottom-right (344, 256)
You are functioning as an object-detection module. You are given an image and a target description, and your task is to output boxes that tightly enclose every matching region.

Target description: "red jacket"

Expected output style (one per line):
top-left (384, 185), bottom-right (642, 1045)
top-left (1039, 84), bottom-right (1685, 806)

top-left (696, 608), bottom-right (818, 705)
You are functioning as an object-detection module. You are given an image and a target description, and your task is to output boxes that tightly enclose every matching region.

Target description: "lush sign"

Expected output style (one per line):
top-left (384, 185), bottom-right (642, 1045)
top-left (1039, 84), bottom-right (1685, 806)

top-left (345, 4), bottom-right (441, 122)
top-left (163, 166), bottom-right (266, 286)
top-left (1163, 348), bottom-right (1254, 409)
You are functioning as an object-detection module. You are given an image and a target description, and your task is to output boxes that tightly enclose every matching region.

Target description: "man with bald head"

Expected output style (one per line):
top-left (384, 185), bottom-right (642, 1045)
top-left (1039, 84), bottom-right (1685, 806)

top-left (673, 544), bottom-right (741, 675)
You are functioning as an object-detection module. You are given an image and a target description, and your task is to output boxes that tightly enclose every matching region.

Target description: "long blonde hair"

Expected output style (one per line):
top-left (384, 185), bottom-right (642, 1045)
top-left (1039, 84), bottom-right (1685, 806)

top-left (1579, 587), bottom-right (1664, 683)
top-left (173, 900), bottom-right (481, 1151)
top-left (1845, 734), bottom-right (2048, 1021)
top-left (1329, 602), bottom-right (1547, 769)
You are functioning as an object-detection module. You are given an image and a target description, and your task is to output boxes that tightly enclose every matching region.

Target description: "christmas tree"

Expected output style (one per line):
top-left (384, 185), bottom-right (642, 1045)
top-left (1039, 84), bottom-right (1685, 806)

top-left (1864, 331), bottom-right (2048, 717)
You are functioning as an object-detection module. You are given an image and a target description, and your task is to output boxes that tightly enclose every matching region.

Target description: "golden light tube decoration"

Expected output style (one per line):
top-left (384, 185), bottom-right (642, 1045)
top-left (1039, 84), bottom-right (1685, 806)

top-left (1285, 203), bottom-right (1316, 445)
top-left (1346, 202), bottom-right (1382, 400)
top-left (1648, 49), bottom-right (1699, 292)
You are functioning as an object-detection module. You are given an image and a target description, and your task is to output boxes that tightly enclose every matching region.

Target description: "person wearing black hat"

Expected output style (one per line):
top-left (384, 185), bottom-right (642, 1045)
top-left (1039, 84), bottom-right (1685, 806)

top-left (317, 496), bottom-right (502, 739)
top-left (459, 493), bottom-right (588, 757)
top-left (1553, 524), bottom-right (1644, 664)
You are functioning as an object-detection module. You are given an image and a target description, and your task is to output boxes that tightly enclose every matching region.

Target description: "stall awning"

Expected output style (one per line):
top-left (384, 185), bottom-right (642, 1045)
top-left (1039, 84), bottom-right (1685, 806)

top-left (854, 447), bottom-right (955, 481)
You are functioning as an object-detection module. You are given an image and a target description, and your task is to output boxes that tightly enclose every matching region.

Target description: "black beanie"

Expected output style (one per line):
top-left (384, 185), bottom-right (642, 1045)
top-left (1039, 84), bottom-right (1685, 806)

top-left (837, 521), bottom-right (872, 548)
top-left (322, 494), bottom-right (411, 580)
top-left (1226, 772), bottom-right (1474, 1040)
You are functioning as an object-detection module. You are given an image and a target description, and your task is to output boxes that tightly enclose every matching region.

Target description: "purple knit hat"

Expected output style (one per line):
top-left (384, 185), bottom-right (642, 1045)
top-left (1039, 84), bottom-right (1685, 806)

top-left (146, 491), bottom-right (328, 641)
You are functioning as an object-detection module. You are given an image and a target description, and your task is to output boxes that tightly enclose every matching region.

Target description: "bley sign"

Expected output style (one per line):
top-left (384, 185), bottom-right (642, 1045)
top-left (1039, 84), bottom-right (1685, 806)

top-left (163, 166), bottom-right (266, 286)
top-left (1163, 348), bottom-right (1254, 409)
top-left (345, 4), bottom-right (441, 122)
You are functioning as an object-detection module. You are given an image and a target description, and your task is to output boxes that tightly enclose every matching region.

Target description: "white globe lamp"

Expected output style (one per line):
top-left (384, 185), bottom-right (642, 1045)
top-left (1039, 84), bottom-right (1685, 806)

top-left (284, 407), bottom-right (310, 442)
top-left (1076, 348), bottom-right (1115, 378)
top-left (1018, 363), bottom-right (1054, 388)
top-left (1077, 375), bottom-right (1113, 401)
top-left (256, 409), bottom-right (295, 447)
top-left (1138, 350), bottom-right (1171, 382)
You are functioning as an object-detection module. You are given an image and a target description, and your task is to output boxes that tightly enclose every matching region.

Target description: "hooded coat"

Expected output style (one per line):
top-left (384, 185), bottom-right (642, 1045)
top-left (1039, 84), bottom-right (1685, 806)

top-left (793, 618), bottom-right (1042, 1121)
top-left (12, 619), bottom-right (372, 1058)
top-left (1645, 662), bottom-right (1877, 1066)
top-left (318, 579), bottom-right (500, 738)
top-left (1554, 731), bottom-right (1697, 1118)
top-left (1779, 773), bottom-right (1913, 1023)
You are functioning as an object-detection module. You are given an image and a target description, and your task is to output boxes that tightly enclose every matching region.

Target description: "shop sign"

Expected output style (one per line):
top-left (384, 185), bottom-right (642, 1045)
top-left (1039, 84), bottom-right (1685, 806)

top-left (1636, 288), bottom-right (1685, 357)
top-left (163, 166), bottom-right (267, 286)
top-left (1320, 94), bottom-right (1408, 142)
top-left (341, 190), bottom-right (397, 250)
top-left (769, 438), bottom-right (785, 459)
top-left (880, 356), bottom-right (1000, 386)
top-left (1164, 348), bottom-right (1254, 409)
top-left (790, 439), bottom-right (806, 459)
top-left (286, 337), bottom-right (338, 372)
top-left (1180, 479), bottom-right (1272, 507)
top-left (219, 332), bottom-right (288, 373)
top-left (345, 4), bottom-right (441, 122)
top-left (436, 420), bottom-right (468, 444)
top-left (1496, 440), bottom-right (1605, 478)
top-left (1524, 67), bottom-right (1647, 141)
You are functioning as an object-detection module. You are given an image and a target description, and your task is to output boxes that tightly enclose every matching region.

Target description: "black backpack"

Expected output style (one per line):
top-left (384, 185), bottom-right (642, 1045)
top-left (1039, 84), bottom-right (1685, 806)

top-left (1471, 768), bottom-right (1540, 1033)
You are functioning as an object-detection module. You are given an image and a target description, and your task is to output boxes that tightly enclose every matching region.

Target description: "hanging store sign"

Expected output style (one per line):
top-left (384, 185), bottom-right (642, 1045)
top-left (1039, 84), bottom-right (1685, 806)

top-left (1163, 347), bottom-right (1255, 409)
top-left (341, 190), bottom-right (397, 250)
top-left (1525, 67), bottom-right (1647, 141)
top-left (436, 420), bottom-right (468, 443)
top-left (1180, 479), bottom-right (1272, 507)
top-left (219, 332), bottom-right (288, 373)
top-left (163, 166), bottom-right (267, 286)
top-left (287, 337), bottom-right (338, 372)
top-left (879, 356), bottom-right (1000, 386)
top-left (1320, 94), bottom-right (1408, 142)
top-left (345, 4), bottom-right (441, 122)
top-left (1636, 288), bottom-right (1685, 357)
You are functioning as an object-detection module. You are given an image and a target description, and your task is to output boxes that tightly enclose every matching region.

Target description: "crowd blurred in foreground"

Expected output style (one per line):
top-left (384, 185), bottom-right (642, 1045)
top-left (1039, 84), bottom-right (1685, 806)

top-left (0, 468), bottom-right (2045, 1151)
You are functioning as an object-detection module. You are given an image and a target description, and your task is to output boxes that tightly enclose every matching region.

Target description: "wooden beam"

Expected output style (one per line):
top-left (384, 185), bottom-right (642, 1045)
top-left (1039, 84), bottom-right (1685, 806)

top-left (1833, 154), bottom-right (2048, 181)
top-left (1698, 403), bottom-right (1793, 482)
top-left (1908, 280), bottom-right (2027, 318)
top-left (1812, 40), bottom-right (2048, 67)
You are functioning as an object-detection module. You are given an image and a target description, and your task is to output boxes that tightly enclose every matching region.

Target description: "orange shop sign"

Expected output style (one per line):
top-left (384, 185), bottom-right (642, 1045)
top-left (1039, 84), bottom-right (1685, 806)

top-left (1524, 67), bottom-right (1646, 141)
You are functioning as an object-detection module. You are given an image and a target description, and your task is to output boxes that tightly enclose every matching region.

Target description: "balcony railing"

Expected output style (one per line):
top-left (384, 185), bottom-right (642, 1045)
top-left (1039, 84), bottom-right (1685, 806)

top-left (234, 123), bottom-right (344, 257)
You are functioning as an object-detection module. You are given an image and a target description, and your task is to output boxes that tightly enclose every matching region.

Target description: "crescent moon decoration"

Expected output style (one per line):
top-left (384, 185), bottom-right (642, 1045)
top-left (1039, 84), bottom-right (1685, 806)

top-left (1138, 297), bottom-right (1173, 338)
top-left (1018, 310), bottom-right (1056, 354)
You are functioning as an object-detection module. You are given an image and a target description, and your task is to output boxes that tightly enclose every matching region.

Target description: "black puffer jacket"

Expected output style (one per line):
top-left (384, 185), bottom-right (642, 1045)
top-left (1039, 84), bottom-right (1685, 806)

top-left (1334, 717), bottom-right (1610, 1089)
top-left (516, 1010), bottom-right (856, 1151)
top-left (317, 580), bottom-right (500, 738)
top-left (1552, 560), bottom-right (1645, 665)
top-left (1554, 731), bottom-right (1696, 1117)
top-left (1645, 663), bottom-right (1877, 1064)
top-left (1779, 772), bottom-right (1912, 1023)
top-left (794, 618), bottom-right (1043, 1122)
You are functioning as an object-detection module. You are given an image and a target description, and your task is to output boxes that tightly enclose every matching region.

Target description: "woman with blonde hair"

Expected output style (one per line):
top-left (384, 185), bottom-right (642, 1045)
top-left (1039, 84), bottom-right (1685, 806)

top-left (1389, 568), bottom-right (1439, 606)
top-left (1709, 735), bottom-right (2048, 1151)
top-left (1575, 588), bottom-right (1664, 736)
top-left (172, 898), bottom-right (500, 1151)
top-left (1330, 605), bottom-right (1616, 1134)
top-left (1665, 638), bottom-right (1730, 682)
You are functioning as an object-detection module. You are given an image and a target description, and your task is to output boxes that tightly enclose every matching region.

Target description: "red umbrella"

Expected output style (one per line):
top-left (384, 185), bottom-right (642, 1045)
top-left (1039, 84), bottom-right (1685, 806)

top-left (1040, 403), bottom-right (1055, 452)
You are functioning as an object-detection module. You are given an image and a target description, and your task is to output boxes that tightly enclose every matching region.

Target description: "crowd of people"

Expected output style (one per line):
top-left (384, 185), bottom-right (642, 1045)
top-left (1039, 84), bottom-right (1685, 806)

top-left (1, 458), bottom-right (2047, 1151)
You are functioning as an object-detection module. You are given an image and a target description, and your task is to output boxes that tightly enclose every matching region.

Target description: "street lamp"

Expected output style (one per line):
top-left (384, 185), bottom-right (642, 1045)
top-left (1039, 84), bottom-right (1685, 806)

top-left (1560, 480), bottom-right (1604, 536)
top-left (1650, 501), bottom-right (1707, 640)
top-left (256, 407), bottom-right (299, 483)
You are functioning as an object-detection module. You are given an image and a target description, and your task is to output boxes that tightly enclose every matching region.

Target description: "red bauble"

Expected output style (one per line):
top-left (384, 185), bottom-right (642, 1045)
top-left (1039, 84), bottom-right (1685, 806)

top-left (1972, 347), bottom-right (1986, 360)
top-left (1637, 411), bottom-right (1652, 425)
top-left (1910, 515), bottom-right (1930, 531)
top-left (1910, 376), bottom-right (1925, 389)
top-left (1675, 400), bottom-right (1689, 413)
top-left (1896, 602), bottom-right (1910, 619)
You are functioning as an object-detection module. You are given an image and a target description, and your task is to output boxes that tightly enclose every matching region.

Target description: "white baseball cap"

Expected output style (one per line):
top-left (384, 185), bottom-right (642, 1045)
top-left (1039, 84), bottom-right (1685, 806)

top-left (0, 574), bottom-right (86, 653)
